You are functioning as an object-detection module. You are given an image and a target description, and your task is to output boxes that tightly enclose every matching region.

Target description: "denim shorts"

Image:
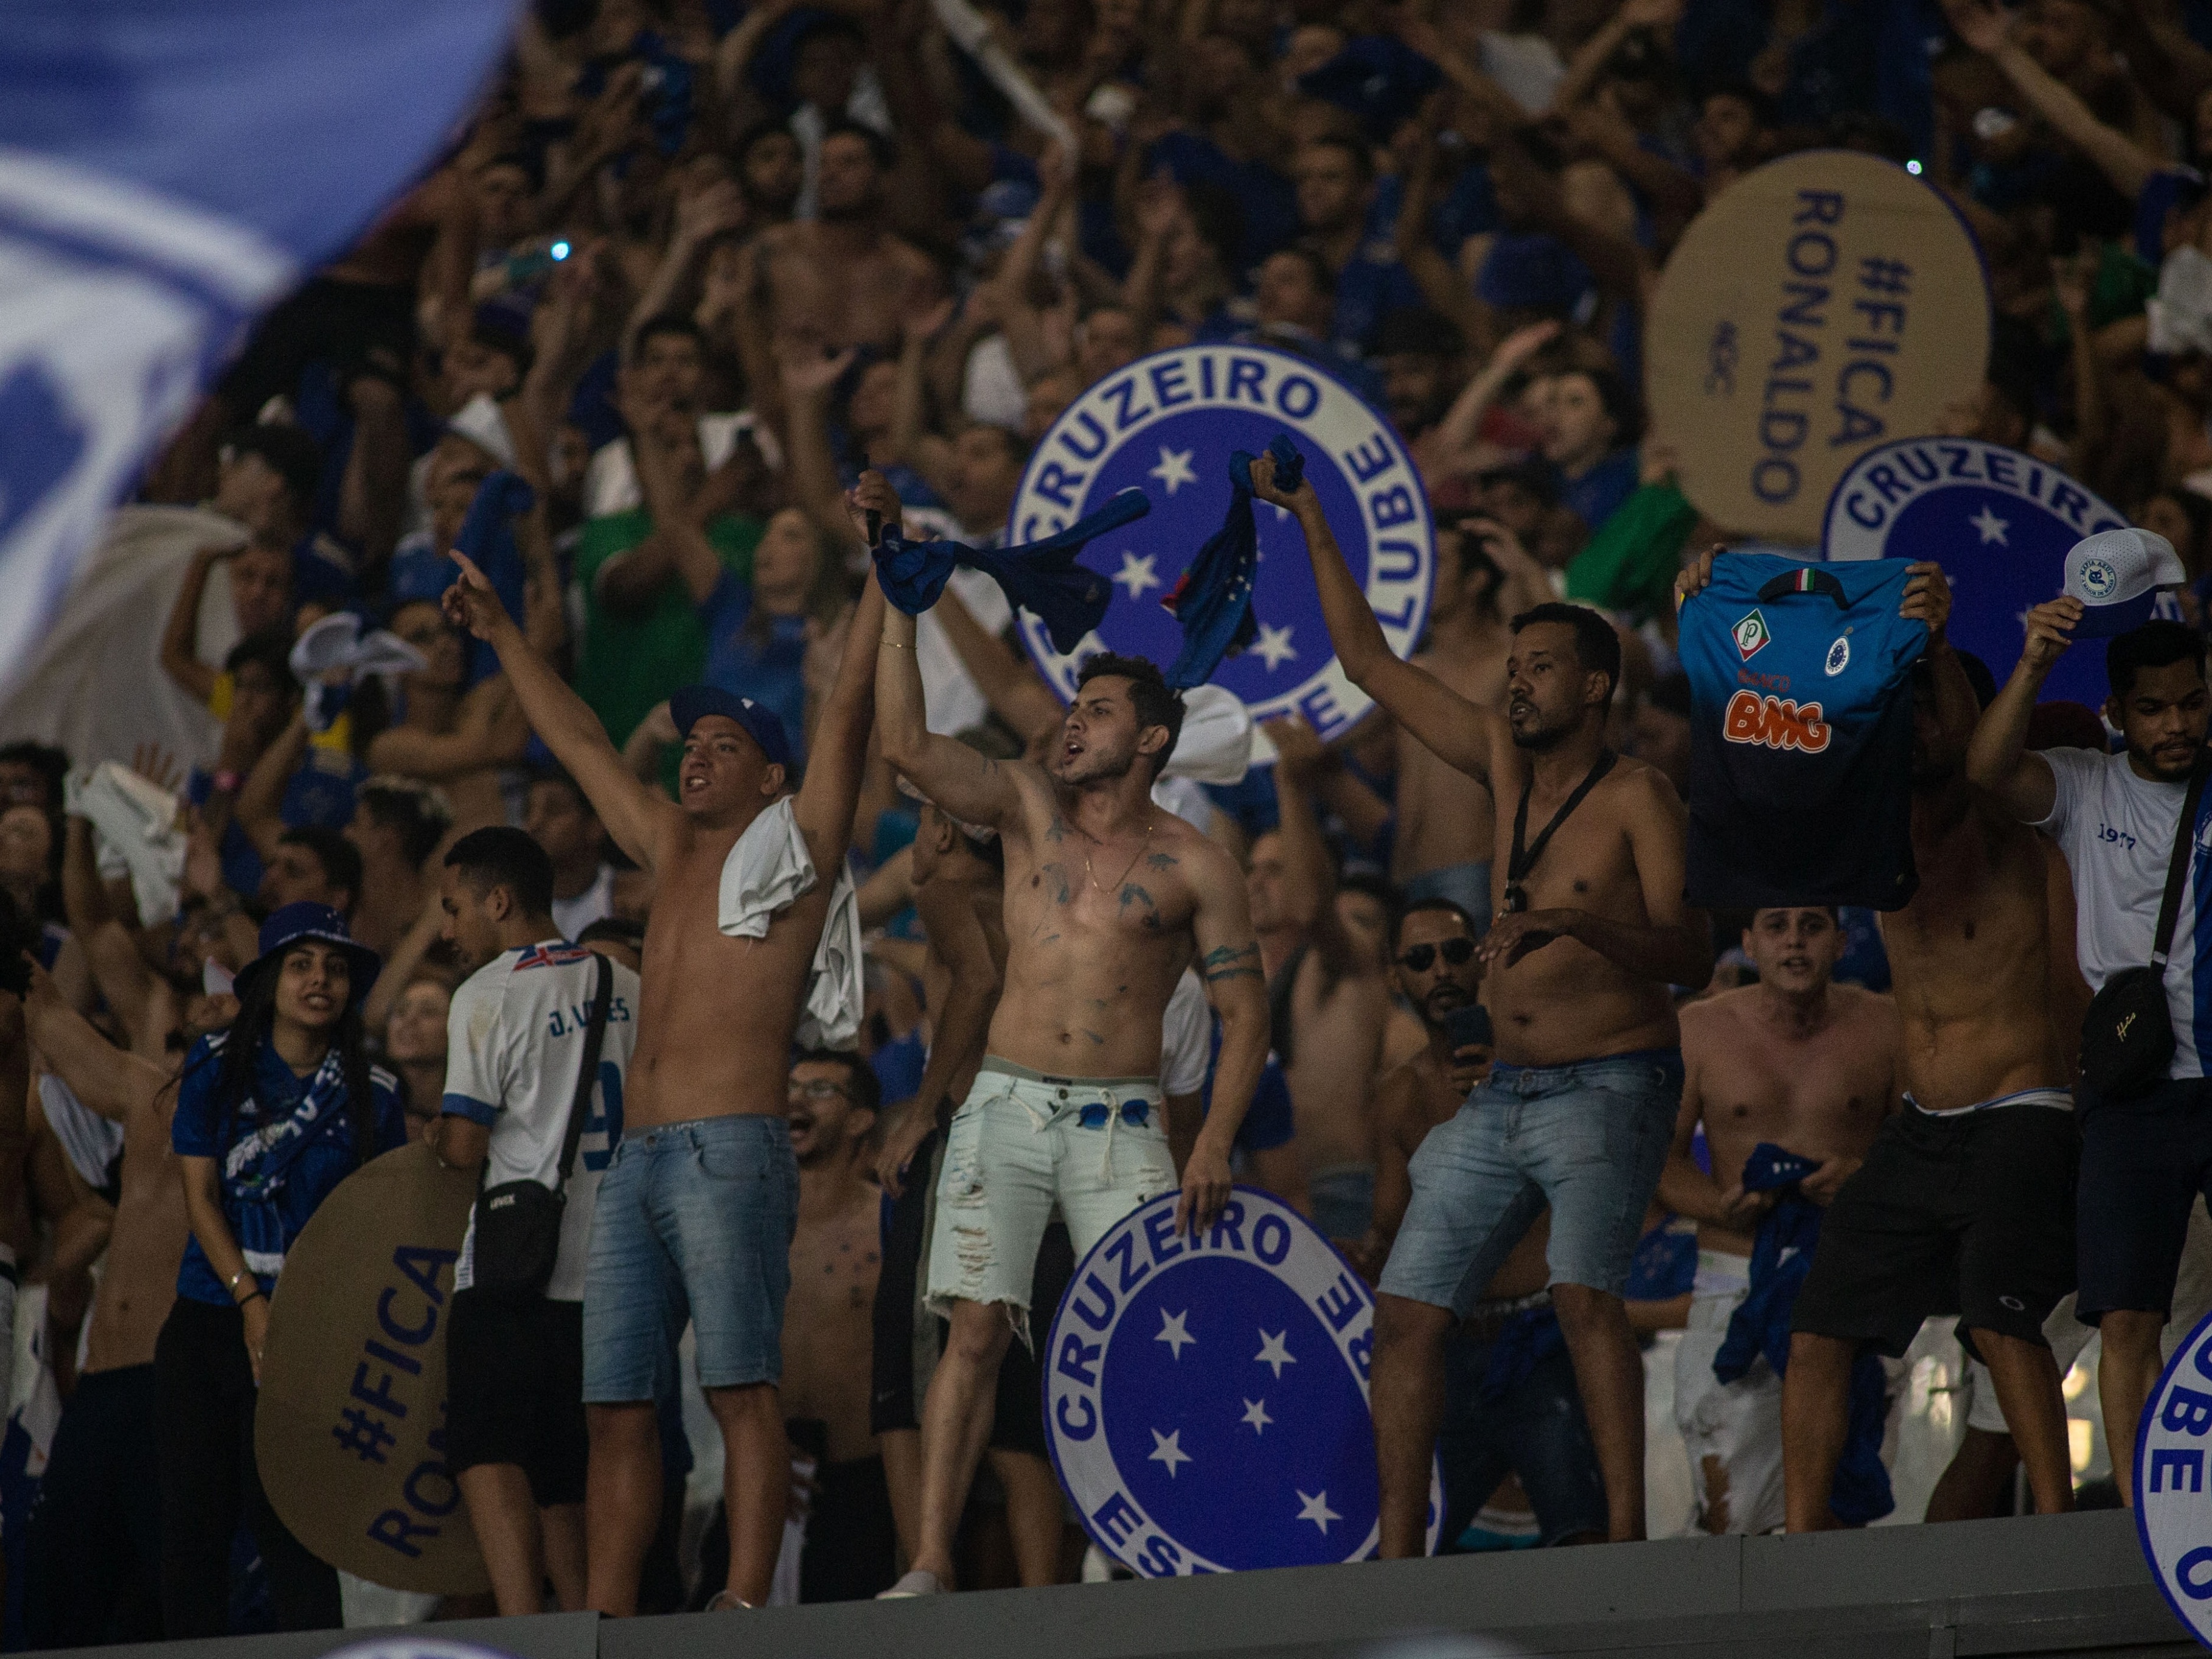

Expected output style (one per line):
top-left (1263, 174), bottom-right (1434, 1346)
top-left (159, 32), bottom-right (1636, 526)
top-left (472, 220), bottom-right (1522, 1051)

top-left (1380, 1049), bottom-right (1682, 1310)
top-left (925, 1060), bottom-right (1176, 1327)
top-left (582, 1115), bottom-right (798, 1402)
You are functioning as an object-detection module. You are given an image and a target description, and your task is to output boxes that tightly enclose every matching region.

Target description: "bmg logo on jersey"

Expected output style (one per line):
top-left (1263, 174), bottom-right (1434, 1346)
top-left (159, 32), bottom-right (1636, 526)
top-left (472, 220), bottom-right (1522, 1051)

top-left (1724, 689), bottom-right (1832, 753)
top-left (1045, 1186), bottom-right (1436, 1573)
top-left (1009, 346), bottom-right (1433, 748)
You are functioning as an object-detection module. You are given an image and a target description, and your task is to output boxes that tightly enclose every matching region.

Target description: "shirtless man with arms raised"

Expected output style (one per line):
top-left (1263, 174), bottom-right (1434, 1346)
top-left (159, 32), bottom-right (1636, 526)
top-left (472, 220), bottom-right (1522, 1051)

top-left (1676, 551), bottom-right (2078, 1528)
top-left (753, 125), bottom-right (939, 356)
top-left (870, 473), bottom-right (1270, 1595)
top-left (1263, 451), bottom-right (1714, 1548)
top-left (18, 960), bottom-right (193, 1644)
top-left (1662, 907), bottom-right (1901, 1536)
top-left (442, 496), bottom-right (885, 1613)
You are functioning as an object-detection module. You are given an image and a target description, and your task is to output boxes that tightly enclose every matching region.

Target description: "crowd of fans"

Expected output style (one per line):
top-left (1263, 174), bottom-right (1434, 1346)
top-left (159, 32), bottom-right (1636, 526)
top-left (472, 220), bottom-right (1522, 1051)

top-left (9, 0), bottom-right (2212, 1640)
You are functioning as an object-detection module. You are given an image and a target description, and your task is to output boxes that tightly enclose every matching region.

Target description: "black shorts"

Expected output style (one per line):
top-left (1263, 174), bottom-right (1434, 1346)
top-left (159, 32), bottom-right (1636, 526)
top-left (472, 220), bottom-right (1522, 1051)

top-left (1791, 1100), bottom-right (2078, 1358)
top-left (446, 1292), bottom-right (588, 1506)
top-left (2078, 1076), bottom-right (2212, 1323)
top-left (866, 1111), bottom-right (1075, 1457)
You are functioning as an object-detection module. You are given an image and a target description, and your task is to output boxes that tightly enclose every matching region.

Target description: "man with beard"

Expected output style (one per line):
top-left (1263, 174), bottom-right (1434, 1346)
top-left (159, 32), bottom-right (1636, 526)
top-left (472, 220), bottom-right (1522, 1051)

top-left (1661, 908), bottom-right (1901, 1536)
top-left (1660, 547), bottom-right (2078, 1529)
top-left (755, 122), bottom-right (939, 355)
top-left (871, 470), bottom-right (1270, 1594)
top-left (440, 482), bottom-right (885, 1613)
top-left (1354, 899), bottom-right (1608, 1551)
top-left (1967, 608), bottom-right (2212, 1504)
top-left (1265, 448), bottom-right (1713, 1547)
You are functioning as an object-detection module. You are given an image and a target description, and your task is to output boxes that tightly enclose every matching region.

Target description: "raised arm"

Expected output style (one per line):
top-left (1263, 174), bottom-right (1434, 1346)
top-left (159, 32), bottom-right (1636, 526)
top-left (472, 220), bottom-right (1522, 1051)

top-left (234, 711), bottom-right (308, 863)
top-left (62, 815), bottom-right (153, 1041)
top-left (1966, 597), bottom-right (2075, 823)
top-left (1430, 321), bottom-right (1559, 476)
top-left (1251, 451), bottom-right (1501, 784)
top-left (869, 487), bottom-right (1028, 832)
top-left (24, 960), bottom-right (167, 1125)
top-left (1944, 0), bottom-right (2159, 200)
top-left (934, 585), bottom-right (1066, 745)
top-left (159, 544), bottom-right (238, 706)
top-left (1180, 840), bottom-right (1267, 1233)
top-left (442, 550), bottom-right (682, 868)
top-left (877, 875), bottom-right (1001, 1197)
top-left (792, 548), bottom-right (886, 866)
top-left (1480, 766), bottom-right (1714, 989)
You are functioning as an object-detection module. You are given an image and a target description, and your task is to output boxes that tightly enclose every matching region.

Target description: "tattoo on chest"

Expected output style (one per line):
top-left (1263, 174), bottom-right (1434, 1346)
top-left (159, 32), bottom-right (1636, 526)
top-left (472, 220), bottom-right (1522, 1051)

top-left (1045, 815), bottom-right (1066, 843)
top-left (1146, 852), bottom-right (1177, 871)
top-left (1034, 863), bottom-right (1073, 905)
top-left (1203, 943), bottom-right (1264, 984)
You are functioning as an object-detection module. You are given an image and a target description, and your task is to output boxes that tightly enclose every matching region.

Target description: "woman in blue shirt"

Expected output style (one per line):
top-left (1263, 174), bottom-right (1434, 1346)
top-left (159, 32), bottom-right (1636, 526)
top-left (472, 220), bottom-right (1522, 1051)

top-left (156, 902), bottom-right (403, 1637)
top-left (697, 506), bottom-right (852, 773)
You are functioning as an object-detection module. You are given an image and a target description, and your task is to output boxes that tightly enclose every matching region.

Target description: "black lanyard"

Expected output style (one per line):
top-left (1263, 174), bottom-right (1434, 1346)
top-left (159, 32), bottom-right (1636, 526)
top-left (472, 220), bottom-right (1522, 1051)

top-left (1503, 750), bottom-right (1616, 914)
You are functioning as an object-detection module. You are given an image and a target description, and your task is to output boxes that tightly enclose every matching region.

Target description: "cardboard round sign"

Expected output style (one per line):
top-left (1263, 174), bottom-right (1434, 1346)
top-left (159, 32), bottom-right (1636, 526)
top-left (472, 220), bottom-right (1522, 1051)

top-left (2134, 1304), bottom-right (2212, 1642)
top-left (256, 1140), bottom-right (489, 1596)
top-left (1043, 1184), bottom-right (1440, 1573)
top-left (1009, 344), bottom-right (1435, 754)
top-left (1823, 436), bottom-right (2152, 709)
top-left (1647, 150), bottom-right (1990, 544)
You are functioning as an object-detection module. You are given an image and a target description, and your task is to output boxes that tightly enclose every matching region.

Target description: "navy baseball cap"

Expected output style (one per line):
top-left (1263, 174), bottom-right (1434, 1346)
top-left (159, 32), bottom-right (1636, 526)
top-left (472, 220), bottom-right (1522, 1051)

top-left (670, 685), bottom-right (793, 771)
top-left (237, 902), bottom-right (381, 1006)
top-left (2065, 527), bottom-right (2187, 638)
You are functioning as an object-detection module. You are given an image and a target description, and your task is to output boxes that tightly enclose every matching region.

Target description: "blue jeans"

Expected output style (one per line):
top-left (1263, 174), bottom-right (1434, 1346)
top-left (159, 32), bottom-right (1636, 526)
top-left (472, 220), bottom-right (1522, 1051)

top-left (582, 1116), bottom-right (798, 1402)
top-left (1380, 1049), bottom-right (1682, 1309)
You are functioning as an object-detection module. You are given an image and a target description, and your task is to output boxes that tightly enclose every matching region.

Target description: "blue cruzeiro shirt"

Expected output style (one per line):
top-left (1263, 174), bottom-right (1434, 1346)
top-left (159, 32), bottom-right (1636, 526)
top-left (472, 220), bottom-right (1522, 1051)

top-left (1679, 555), bottom-right (1929, 911)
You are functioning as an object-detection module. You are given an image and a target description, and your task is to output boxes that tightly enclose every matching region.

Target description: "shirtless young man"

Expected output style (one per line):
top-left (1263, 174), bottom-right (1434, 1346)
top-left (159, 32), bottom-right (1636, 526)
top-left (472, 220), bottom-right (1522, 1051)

top-left (754, 124), bottom-right (939, 355)
top-left (871, 476), bottom-right (1270, 1595)
top-left (441, 496), bottom-right (884, 1614)
top-left (1359, 899), bottom-right (1607, 1551)
top-left (1675, 550), bottom-right (2081, 1528)
top-left (779, 1048), bottom-right (897, 1601)
top-left (1264, 451), bottom-right (1713, 1548)
top-left (18, 962), bottom-right (191, 1646)
top-left (1662, 907), bottom-right (1901, 1536)
top-left (1256, 717), bottom-right (1391, 1239)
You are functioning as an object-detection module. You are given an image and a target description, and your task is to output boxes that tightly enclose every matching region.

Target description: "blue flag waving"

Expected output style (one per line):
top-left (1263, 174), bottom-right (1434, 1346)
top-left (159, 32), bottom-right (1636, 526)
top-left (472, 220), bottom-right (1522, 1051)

top-left (0, 0), bottom-right (515, 700)
top-left (1161, 434), bottom-right (1302, 690)
top-left (874, 489), bottom-right (1149, 655)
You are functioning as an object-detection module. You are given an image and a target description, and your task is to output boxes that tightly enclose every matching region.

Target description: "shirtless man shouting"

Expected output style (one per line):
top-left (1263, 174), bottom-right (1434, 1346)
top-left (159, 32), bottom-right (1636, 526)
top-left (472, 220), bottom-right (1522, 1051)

top-left (442, 505), bottom-right (884, 1613)
top-left (870, 479), bottom-right (1270, 1596)
top-left (1261, 451), bottom-right (1714, 1548)
top-left (1663, 908), bottom-right (1901, 1536)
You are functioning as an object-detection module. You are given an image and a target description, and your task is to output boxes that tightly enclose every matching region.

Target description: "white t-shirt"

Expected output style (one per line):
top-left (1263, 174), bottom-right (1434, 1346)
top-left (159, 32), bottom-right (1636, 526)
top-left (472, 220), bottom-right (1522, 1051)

top-left (2038, 746), bottom-right (2209, 1079)
top-left (550, 864), bottom-right (617, 942)
top-left (1161, 970), bottom-right (1212, 1097)
top-left (447, 941), bottom-right (642, 1299)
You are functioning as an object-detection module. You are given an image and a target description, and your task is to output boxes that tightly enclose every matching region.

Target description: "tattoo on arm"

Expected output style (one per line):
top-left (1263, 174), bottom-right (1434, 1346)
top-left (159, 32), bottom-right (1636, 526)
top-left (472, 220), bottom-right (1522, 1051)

top-left (1202, 943), bottom-right (1265, 984)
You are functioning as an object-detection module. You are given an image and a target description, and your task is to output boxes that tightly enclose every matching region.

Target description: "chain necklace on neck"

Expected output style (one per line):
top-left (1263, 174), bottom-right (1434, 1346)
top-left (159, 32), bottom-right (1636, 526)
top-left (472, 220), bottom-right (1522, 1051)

top-left (1085, 815), bottom-right (1156, 895)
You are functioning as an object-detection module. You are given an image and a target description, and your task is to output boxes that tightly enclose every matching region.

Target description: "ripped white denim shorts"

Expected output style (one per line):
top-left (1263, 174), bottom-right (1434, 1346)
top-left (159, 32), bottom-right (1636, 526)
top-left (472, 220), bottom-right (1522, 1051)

top-left (923, 1058), bottom-right (1175, 1334)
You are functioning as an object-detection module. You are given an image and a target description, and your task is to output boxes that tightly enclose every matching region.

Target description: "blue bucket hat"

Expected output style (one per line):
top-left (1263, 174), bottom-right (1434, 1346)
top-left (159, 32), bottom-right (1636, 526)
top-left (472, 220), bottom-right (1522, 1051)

top-left (670, 685), bottom-right (793, 771)
top-left (236, 902), bottom-right (381, 1006)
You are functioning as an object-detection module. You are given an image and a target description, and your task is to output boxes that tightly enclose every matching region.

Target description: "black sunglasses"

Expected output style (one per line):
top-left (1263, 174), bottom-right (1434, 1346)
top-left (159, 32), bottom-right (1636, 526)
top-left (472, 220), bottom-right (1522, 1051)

top-left (1397, 937), bottom-right (1476, 973)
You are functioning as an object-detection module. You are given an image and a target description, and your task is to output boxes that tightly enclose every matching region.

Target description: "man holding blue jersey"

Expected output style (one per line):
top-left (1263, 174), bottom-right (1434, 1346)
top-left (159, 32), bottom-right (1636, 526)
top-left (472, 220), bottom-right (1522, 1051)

top-left (1969, 529), bottom-right (2211, 1507)
top-left (1264, 453), bottom-right (1714, 1548)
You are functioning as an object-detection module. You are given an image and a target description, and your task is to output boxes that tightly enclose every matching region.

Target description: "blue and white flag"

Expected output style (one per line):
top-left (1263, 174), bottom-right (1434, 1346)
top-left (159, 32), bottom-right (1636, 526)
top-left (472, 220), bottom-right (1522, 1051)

top-left (0, 0), bottom-right (516, 696)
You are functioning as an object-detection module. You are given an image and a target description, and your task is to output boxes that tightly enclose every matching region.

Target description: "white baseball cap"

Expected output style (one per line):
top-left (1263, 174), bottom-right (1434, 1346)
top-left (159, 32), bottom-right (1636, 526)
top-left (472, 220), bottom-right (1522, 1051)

top-left (2064, 527), bottom-right (2186, 638)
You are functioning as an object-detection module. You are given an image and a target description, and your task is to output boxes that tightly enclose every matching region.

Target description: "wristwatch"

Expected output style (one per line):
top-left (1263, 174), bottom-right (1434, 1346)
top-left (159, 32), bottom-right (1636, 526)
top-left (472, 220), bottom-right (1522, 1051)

top-left (228, 1267), bottom-right (254, 1299)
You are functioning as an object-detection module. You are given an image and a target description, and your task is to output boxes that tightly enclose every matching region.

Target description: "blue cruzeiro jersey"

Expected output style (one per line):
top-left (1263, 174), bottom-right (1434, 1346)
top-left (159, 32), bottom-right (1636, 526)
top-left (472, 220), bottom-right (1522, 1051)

top-left (1680, 555), bottom-right (1930, 911)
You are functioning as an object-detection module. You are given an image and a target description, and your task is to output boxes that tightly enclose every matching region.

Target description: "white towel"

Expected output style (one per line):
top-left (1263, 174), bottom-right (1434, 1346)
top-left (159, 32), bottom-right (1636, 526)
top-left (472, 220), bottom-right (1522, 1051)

top-left (64, 762), bottom-right (186, 925)
top-left (289, 611), bottom-right (426, 732)
top-left (715, 798), bottom-right (865, 1051)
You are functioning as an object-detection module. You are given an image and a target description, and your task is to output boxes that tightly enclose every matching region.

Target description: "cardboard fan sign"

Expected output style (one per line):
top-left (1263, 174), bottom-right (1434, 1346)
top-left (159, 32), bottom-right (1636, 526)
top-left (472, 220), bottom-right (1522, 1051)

top-left (256, 1141), bottom-right (489, 1595)
top-left (1647, 151), bottom-right (1991, 544)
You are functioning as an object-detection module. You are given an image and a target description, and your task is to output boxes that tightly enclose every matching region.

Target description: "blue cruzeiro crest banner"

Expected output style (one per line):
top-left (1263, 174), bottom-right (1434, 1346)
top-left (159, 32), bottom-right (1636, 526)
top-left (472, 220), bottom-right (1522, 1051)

top-left (1009, 344), bottom-right (1435, 752)
top-left (2134, 1304), bottom-right (2212, 1644)
top-left (1821, 437), bottom-right (2158, 709)
top-left (1045, 1185), bottom-right (1438, 1574)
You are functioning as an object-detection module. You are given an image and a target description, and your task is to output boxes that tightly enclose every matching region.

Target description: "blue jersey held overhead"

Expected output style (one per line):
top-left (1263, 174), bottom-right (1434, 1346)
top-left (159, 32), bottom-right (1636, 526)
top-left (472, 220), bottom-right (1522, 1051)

top-left (1679, 555), bottom-right (1929, 911)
